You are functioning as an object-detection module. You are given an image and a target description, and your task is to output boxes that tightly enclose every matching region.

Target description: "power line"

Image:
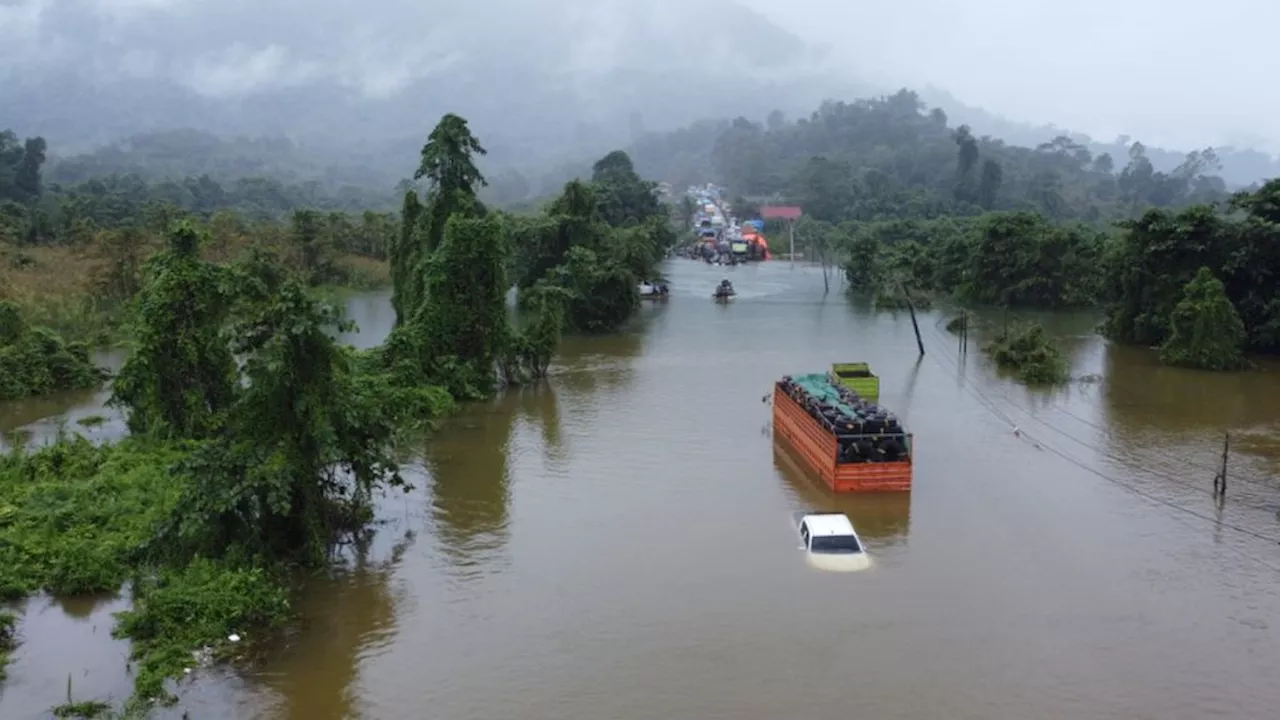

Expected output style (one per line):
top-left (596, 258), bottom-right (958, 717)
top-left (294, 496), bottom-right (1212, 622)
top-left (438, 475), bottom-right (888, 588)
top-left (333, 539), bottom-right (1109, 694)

top-left (923, 321), bottom-right (1278, 496)
top-left (915, 325), bottom-right (1280, 559)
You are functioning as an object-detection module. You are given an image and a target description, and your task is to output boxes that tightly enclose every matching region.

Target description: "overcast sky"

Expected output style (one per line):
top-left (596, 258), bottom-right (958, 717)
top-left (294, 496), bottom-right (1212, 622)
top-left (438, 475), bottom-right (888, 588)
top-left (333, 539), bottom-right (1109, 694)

top-left (745, 0), bottom-right (1277, 151)
top-left (2, 0), bottom-right (1276, 152)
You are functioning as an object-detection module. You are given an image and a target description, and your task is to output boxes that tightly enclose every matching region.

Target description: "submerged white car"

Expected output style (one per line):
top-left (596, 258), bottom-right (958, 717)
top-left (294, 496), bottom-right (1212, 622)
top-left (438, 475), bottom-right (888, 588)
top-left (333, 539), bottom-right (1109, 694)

top-left (797, 513), bottom-right (871, 572)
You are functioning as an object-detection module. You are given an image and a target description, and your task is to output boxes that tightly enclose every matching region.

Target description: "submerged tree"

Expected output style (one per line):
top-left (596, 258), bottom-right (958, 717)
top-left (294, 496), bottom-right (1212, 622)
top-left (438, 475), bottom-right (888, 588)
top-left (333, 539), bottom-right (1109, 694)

top-left (412, 215), bottom-right (511, 396)
top-left (985, 322), bottom-right (1070, 385)
top-left (110, 220), bottom-right (237, 438)
top-left (1158, 267), bottom-right (1250, 370)
top-left (156, 279), bottom-right (403, 564)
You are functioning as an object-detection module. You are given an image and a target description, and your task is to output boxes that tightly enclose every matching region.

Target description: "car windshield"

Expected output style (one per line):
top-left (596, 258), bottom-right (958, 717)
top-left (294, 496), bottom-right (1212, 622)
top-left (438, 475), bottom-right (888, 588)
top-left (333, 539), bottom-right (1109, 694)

top-left (810, 534), bottom-right (863, 554)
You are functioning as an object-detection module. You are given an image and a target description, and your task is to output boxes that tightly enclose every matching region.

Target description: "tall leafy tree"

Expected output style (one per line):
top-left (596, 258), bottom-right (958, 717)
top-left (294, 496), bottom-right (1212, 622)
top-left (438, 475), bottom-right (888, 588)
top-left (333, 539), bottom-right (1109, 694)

top-left (110, 220), bottom-right (237, 438)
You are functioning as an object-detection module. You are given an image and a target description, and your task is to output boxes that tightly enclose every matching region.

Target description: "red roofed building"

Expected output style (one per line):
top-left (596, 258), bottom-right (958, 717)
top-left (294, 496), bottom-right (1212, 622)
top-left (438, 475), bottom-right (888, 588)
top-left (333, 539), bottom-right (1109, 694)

top-left (760, 205), bottom-right (802, 221)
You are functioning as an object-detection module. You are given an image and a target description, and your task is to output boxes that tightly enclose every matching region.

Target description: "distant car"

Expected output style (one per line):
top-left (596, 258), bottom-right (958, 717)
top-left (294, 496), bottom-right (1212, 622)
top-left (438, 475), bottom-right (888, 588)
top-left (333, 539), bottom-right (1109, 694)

top-left (797, 513), bottom-right (870, 572)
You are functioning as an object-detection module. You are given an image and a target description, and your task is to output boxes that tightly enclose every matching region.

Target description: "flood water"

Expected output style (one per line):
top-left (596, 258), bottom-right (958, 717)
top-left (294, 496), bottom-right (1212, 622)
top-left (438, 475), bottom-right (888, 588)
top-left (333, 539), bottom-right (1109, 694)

top-left (3, 260), bottom-right (1280, 720)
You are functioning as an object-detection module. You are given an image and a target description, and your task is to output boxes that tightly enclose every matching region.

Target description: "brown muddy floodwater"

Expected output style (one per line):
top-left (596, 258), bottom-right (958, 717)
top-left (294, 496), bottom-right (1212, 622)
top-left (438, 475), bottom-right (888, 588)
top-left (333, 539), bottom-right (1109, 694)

top-left (3, 260), bottom-right (1280, 720)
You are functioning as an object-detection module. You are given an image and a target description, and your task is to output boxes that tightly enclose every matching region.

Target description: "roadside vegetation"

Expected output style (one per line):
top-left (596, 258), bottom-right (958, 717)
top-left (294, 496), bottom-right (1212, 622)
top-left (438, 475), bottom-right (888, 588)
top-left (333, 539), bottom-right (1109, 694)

top-left (0, 113), bottom-right (673, 716)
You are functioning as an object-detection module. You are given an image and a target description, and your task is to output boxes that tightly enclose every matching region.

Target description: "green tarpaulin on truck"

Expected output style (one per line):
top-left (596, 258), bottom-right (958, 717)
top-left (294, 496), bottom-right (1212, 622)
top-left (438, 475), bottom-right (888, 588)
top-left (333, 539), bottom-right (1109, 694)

top-left (789, 373), bottom-right (862, 417)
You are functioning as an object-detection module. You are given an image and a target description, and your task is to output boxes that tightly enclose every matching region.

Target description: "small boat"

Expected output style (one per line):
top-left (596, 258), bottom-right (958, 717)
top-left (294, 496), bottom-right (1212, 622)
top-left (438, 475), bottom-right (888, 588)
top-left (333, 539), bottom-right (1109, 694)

top-left (639, 282), bottom-right (670, 300)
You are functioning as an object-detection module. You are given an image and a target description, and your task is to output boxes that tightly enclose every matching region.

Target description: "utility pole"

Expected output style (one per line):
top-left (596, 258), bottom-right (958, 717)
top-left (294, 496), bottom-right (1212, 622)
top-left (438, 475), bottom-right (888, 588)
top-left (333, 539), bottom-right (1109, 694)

top-left (900, 282), bottom-right (925, 358)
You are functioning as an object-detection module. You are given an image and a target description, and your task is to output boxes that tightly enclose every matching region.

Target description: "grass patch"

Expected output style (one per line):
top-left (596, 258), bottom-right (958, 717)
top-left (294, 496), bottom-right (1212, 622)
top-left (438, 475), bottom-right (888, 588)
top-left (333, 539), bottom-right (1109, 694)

top-left (0, 245), bottom-right (388, 345)
top-left (51, 699), bottom-right (113, 719)
top-left (0, 245), bottom-right (125, 345)
top-left (333, 254), bottom-right (390, 290)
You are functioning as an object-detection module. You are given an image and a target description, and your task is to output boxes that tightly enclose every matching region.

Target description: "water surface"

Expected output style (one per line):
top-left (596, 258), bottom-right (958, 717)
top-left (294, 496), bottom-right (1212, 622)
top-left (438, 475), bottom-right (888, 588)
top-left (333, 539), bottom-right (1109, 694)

top-left (3, 260), bottom-right (1279, 720)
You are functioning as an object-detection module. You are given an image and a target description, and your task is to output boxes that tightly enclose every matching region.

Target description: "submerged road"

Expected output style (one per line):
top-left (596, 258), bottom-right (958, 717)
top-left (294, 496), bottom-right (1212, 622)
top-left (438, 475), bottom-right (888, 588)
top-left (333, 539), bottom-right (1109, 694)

top-left (3, 259), bottom-right (1279, 719)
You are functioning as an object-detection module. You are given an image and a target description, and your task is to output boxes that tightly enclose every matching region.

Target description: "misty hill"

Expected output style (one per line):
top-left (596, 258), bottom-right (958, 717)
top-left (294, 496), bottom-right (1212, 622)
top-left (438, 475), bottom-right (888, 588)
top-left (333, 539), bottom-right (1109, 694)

top-left (921, 88), bottom-right (1280, 188)
top-left (1, 0), bottom-right (851, 167)
top-left (7, 0), bottom-right (1276, 194)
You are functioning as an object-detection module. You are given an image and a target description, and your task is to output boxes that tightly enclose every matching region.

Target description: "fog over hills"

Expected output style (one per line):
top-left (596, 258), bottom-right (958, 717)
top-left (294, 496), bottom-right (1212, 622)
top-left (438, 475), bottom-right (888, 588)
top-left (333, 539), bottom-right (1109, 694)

top-left (3, 0), bottom-right (1276, 189)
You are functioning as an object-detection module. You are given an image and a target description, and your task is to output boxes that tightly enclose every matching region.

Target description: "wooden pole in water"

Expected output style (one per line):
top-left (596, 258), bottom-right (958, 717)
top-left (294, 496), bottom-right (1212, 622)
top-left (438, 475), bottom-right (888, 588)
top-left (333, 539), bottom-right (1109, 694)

top-left (788, 220), bottom-right (795, 266)
top-left (1214, 432), bottom-right (1229, 498)
top-left (901, 282), bottom-right (925, 357)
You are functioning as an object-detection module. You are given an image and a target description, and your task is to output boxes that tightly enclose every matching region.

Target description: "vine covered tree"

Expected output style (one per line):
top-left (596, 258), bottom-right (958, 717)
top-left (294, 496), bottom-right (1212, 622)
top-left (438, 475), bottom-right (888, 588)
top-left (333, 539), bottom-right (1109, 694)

top-left (1158, 267), bottom-right (1250, 370)
top-left (110, 220), bottom-right (237, 438)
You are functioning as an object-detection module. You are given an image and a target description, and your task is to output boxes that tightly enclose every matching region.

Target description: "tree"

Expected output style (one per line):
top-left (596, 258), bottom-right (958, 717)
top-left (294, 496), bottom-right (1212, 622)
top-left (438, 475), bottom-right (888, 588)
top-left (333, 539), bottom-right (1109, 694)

top-left (391, 114), bottom-right (490, 328)
top-left (159, 280), bottom-right (405, 564)
top-left (110, 221), bottom-right (237, 438)
top-left (953, 125), bottom-right (979, 203)
top-left (413, 113), bottom-right (487, 196)
top-left (1158, 267), bottom-right (1249, 370)
top-left (977, 159), bottom-right (1002, 209)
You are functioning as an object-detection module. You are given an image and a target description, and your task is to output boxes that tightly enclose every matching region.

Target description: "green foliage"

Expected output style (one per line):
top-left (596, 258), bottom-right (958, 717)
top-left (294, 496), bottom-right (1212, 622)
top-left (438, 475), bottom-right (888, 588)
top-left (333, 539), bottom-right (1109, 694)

top-left (511, 152), bottom-right (672, 334)
top-left (834, 212), bottom-right (1107, 309)
top-left (501, 284), bottom-right (568, 385)
top-left (50, 700), bottom-right (113, 719)
top-left (0, 437), bottom-right (188, 600)
top-left (1158, 268), bottom-right (1250, 370)
top-left (0, 610), bottom-right (14, 681)
top-left (414, 114), bottom-right (488, 197)
top-left (389, 190), bottom-right (424, 325)
top-left (156, 281), bottom-right (405, 566)
top-left (964, 212), bottom-right (1105, 307)
top-left (0, 300), bottom-right (107, 401)
top-left (113, 558), bottom-right (289, 703)
top-left (109, 221), bottom-right (237, 438)
top-left (0, 112), bottom-right (676, 709)
top-left (391, 214), bottom-right (510, 398)
top-left (874, 286), bottom-right (933, 310)
top-left (681, 91), bottom-right (1227, 222)
top-left (1105, 181), bottom-right (1280, 357)
top-left (985, 323), bottom-right (1070, 385)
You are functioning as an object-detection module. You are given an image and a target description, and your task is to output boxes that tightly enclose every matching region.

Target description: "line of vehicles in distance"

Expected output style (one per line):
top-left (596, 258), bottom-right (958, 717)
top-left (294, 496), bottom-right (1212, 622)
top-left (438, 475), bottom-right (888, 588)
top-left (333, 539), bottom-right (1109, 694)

top-left (683, 185), bottom-right (771, 265)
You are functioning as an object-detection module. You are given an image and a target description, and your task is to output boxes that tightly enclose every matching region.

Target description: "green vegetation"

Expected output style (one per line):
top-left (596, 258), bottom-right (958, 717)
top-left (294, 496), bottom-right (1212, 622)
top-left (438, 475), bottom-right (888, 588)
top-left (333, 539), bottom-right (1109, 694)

top-left (0, 112), bottom-right (677, 715)
top-left (1, 610), bottom-right (14, 681)
top-left (668, 90), bottom-right (1228, 222)
top-left (1157, 268), bottom-right (1251, 371)
top-left (508, 151), bottom-right (674, 334)
top-left (0, 300), bottom-right (108, 401)
top-left (649, 90), bottom-right (1278, 375)
top-left (985, 324), bottom-right (1071, 385)
top-left (2, 128), bottom-right (398, 344)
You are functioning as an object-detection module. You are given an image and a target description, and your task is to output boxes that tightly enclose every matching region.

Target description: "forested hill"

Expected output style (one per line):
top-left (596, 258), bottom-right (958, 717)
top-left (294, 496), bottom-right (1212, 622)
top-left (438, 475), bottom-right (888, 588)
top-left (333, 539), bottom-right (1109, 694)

top-left (922, 87), bottom-right (1280, 189)
top-left (43, 130), bottom-right (404, 196)
top-left (25, 87), bottom-right (1278, 215)
top-left (625, 89), bottom-right (1242, 223)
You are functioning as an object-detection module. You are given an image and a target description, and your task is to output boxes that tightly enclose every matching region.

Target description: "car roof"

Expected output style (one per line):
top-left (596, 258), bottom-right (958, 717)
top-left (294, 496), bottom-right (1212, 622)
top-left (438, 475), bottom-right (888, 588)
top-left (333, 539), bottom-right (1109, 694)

top-left (800, 513), bottom-right (856, 536)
